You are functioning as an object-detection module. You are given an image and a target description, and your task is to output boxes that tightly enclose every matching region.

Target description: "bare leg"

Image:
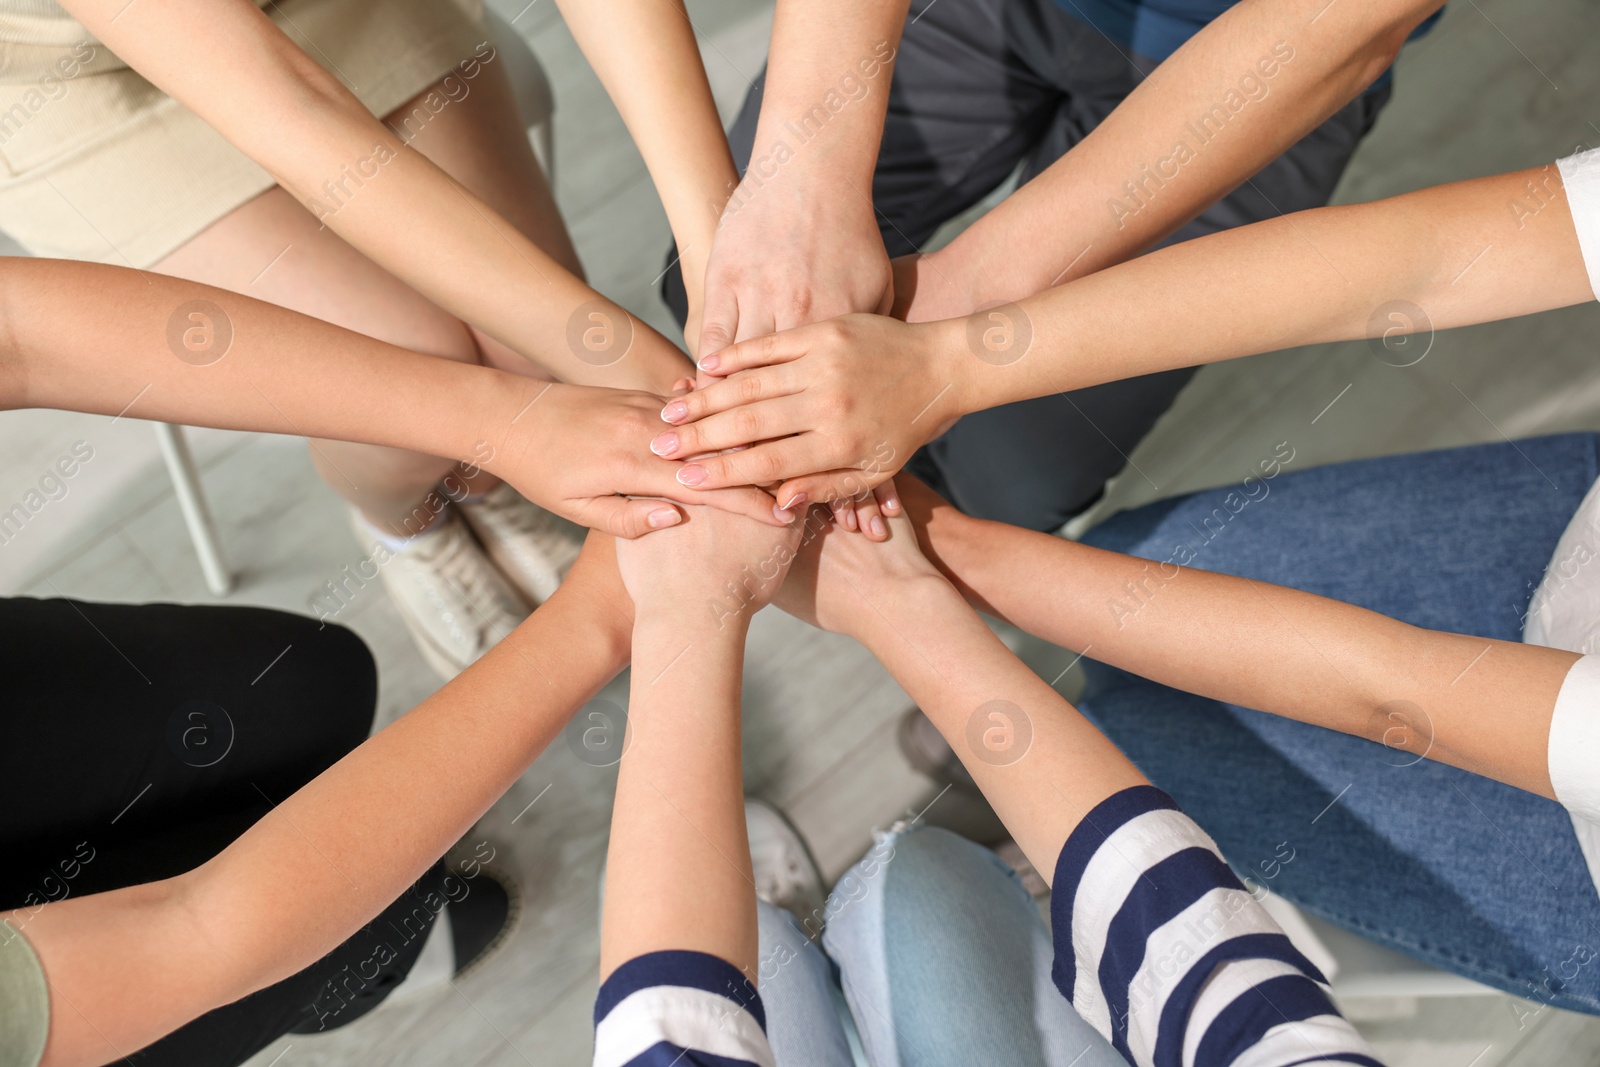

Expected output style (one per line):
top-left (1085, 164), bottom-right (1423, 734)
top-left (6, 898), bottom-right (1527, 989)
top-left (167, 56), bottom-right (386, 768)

top-left (153, 60), bottom-right (580, 536)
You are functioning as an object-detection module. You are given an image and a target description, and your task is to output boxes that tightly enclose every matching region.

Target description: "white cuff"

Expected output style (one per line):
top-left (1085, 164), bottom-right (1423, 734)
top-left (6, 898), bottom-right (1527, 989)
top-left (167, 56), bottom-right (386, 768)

top-left (1558, 147), bottom-right (1600, 302)
top-left (1549, 654), bottom-right (1600, 821)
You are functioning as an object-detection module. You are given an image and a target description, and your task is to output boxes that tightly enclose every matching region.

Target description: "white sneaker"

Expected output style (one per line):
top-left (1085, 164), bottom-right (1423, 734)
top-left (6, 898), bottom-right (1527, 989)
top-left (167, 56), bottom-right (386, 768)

top-left (349, 509), bottom-right (529, 679)
top-left (458, 483), bottom-right (584, 605)
top-left (746, 799), bottom-right (826, 932)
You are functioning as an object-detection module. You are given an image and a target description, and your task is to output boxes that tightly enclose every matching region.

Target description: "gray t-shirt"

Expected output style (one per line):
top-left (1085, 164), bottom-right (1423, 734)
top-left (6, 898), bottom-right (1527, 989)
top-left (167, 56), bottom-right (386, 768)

top-left (0, 923), bottom-right (48, 1067)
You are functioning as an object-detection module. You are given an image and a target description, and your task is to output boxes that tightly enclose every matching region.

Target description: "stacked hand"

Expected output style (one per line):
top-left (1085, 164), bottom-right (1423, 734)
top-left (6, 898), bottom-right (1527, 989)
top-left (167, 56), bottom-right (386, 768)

top-left (476, 379), bottom-right (795, 539)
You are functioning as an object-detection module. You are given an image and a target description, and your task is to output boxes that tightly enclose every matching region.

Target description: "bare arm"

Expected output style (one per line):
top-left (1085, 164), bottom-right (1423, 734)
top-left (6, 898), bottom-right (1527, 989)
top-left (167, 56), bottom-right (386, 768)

top-left (899, 0), bottom-right (1443, 319)
top-left (603, 507), bottom-right (800, 980)
top-left (691, 0), bottom-right (906, 356)
top-left (554, 0), bottom-right (738, 342)
top-left (11, 537), bottom-right (632, 1067)
top-left (901, 478), bottom-right (1576, 799)
top-left (0, 258), bottom-right (787, 535)
top-left (55, 0), bottom-right (693, 391)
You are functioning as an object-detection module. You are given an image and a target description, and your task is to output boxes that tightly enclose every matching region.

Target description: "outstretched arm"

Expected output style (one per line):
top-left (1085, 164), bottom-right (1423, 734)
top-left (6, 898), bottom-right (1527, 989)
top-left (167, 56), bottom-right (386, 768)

top-left (0, 258), bottom-right (787, 536)
top-left (781, 502), bottom-right (1386, 1066)
top-left (691, 0), bottom-right (905, 358)
top-left (897, 0), bottom-right (1443, 319)
top-left (554, 0), bottom-right (738, 351)
top-left (56, 0), bottom-right (694, 391)
top-left (595, 507), bottom-right (800, 1065)
top-left (659, 156), bottom-right (1593, 505)
top-left (10, 536), bottom-right (632, 1067)
top-left (898, 478), bottom-right (1576, 799)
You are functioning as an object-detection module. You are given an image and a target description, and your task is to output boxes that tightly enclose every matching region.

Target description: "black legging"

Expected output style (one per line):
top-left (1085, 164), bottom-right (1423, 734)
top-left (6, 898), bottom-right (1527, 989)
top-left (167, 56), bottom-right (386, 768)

top-left (0, 597), bottom-right (447, 1065)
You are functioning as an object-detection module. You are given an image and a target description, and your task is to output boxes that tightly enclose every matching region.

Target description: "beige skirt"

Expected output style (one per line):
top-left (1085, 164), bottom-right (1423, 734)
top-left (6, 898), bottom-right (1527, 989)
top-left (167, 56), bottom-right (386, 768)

top-left (0, 0), bottom-right (487, 267)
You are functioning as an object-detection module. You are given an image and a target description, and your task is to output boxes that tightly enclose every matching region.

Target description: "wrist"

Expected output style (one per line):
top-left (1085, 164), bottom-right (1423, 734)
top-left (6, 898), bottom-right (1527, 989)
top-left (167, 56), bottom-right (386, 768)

top-left (920, 317), bottom-right (982, 423)
top-left (633, 602), bottom-right (753, 646)
top-left (840, 569), bottom-right (960, 646)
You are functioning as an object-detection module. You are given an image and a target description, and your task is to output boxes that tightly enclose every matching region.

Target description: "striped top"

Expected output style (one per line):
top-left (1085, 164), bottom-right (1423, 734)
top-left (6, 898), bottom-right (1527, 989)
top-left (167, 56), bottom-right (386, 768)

top-left (1052, 785), bottom-right (1383, 1067)
top-left (593, 950), bottom-right (774, 1067)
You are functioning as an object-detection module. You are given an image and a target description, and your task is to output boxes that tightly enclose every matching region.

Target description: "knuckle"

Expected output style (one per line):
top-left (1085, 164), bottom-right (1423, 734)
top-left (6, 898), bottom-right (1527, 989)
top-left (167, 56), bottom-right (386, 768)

top-left (736, 374), bottom-right (766, 403)
top-left (732, 406), bottom-right (764, 441)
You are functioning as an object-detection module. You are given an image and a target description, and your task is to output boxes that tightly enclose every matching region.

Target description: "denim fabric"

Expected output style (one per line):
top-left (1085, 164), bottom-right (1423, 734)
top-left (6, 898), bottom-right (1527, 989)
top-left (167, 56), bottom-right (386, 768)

top-left (1078, 435), bottom-right (1600, 1014)
top-left (758, 826), bottom-right (1122, 1067)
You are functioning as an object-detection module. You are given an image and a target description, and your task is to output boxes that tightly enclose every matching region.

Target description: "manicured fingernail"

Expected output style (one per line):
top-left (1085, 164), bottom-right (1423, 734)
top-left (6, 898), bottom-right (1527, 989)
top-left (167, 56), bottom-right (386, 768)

top-left (650, 431), bottom-right (679, 457)
top-left (773, 503), bottom-right (795, 524)
top-left (783, 493), bottom-right (808, 510)
top-left (647, 507), bottom-right (680, 529)
top-left (661, 400), bottom-right (688, 423)
top-left (699, 354), bottom-right (720, 372)
top-left (881, 495), bottom-right (901, 514)
top-left (843, 509), bottom-right (858, 531)
top-left (870, 516), bottom-right (887, 538)
top-left (676, 464), bottom-right (707, 487)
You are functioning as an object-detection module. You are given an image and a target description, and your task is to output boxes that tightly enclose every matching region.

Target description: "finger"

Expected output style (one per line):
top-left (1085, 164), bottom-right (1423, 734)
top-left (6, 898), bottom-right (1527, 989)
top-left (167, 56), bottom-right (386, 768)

top-left (575, 496), bottom-right (683, 540)
top-left (651, 396), bottom-right (809, 459)
top-left (669, 377), bottom-right (695, 397)
top-left (647, 471), bottom-right (790, 526)
top-left (833, 499), bottom-right (857, 532)
top-left (672, 437), bottom-right (832, 493)
top-left (698, 325), bottom-right (811, 377)
top-left (659, 366), bottom-right (796, 427)
top-left (873, 480), bottom-right (902, 518)
top-left (696, 289), bottom-right (739, 363)
top-left (853, 491), bottom-right (890, 542)
top-left (774, 467), bottom-right (894, 510)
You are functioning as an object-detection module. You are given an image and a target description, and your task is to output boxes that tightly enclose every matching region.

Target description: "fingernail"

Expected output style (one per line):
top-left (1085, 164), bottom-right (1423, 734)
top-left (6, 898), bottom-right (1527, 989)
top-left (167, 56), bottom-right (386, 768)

top-left (870, 516), bottom-right (887, 538)
top-left (843, 509), bottom-right (858, 531)
top-left (661, 400), bottom-right (688, 423)
top-left (882, 496), bottom-right (901, 514)
top-left (783, 493), bottom-right (808, 510)
top-left (772, 503), bottom-right (795, 524)
top-left (650, 431), bottom-right (679, 457)
top-left (676, 464), bottom-right (707, 487)
top-left (647, 507), bottom-right (680, 529)
top-left (699, 354), bottom-right (720, 372)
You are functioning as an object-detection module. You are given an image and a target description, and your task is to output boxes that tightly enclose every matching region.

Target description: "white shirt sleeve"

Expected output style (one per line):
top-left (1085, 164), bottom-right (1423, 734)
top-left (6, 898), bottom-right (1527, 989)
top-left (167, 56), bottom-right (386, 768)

top-left (1558, 147), bottom-right (1600, 302)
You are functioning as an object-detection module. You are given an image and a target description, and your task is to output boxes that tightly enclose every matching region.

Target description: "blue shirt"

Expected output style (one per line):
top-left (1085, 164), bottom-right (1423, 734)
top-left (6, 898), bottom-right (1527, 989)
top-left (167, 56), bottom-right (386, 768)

top-left (1058, 0), bottom-right (1441, 68)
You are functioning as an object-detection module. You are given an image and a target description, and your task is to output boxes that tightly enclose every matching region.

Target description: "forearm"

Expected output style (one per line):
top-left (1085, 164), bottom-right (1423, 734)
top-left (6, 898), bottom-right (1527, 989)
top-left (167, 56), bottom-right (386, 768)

top-left (936, 166), bottom-right (1594, 415)
top-left (57, 0), bottom-right (692, 391)
top-left (556, 0), bottom-right (737, 311)
top-left (601, 614), bottom-right (755, 979)
top-left (849, 574), bottom-right (1142, 878)
top-left (19, 562), bottom-right (630, 1067)
top-left (925, 0), bottom-right (1437, 308)
top-left (1, 259), bottom-right (548, 472)
top-left (916, 499), bottom-right (1574, 797)
top-left (751, 0), bottom-right (906, 200)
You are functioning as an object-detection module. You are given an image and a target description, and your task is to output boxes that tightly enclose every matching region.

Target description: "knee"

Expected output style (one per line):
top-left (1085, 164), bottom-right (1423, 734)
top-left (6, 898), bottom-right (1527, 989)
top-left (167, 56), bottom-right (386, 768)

top-left (258, 612), bottom-right (378, 754)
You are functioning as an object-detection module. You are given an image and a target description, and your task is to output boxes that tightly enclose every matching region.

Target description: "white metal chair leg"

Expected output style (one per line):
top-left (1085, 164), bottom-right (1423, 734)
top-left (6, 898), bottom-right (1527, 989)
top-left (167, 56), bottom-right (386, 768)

top-left (154, 422), bottom-right (233, 597)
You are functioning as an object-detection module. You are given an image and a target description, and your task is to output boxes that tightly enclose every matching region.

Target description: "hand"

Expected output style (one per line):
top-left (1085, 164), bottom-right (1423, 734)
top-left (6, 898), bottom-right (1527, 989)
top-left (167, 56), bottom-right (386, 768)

top-left (774, 479), bottom-right (947, 637)
top-left (615, 504), bottom-right (802, 627)
top-left (693, 174), bottom-right (893, 360)
top-left (651, 314), bottom-right (967, 510)
top-left (482, 381), bottom-right (794, 539)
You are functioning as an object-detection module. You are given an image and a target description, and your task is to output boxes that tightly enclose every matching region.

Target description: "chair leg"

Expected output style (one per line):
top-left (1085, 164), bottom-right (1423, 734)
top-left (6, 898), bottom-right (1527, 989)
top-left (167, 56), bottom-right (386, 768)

top-left (154, 423), bottom-right (233, 597)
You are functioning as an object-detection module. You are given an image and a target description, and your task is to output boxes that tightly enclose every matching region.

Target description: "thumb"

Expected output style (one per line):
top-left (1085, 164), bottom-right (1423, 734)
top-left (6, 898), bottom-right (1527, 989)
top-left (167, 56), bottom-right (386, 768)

top-left (696, 294), bottom-right (739, 366)
top-left (579, 496), bottom-right (683, 540)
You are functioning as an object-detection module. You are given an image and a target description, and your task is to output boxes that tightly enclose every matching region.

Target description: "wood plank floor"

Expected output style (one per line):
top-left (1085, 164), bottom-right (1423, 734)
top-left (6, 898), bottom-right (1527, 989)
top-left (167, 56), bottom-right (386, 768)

top-left (3, 0), bottom-right (1599, 1063)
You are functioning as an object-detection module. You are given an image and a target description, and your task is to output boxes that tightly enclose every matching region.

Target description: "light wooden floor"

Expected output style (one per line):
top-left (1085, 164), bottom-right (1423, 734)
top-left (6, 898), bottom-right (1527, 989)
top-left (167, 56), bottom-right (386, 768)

top-left (4, 0), bottom-right (1600, 1063)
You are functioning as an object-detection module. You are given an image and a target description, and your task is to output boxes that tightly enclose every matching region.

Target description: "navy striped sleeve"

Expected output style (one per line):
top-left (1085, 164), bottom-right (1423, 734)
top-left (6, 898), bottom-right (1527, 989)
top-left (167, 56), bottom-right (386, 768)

top-left (593, 950), bottom-right (774, 1067)
top-left (1051, 785), bottom-right (1385, 1067)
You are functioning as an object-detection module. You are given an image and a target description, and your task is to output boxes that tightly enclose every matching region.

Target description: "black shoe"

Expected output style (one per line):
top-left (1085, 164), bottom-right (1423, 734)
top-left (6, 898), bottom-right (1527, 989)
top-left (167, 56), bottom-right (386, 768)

top-left (447, 860), bottom-right (520, 980)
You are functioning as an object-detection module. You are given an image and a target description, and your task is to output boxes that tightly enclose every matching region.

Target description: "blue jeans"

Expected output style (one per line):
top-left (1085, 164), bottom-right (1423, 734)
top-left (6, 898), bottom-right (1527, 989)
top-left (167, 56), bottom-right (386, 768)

top-left (755, 826), bottom-right (1123, 1067)
top-left (1078, 434), bottom-right (1600, 1014)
